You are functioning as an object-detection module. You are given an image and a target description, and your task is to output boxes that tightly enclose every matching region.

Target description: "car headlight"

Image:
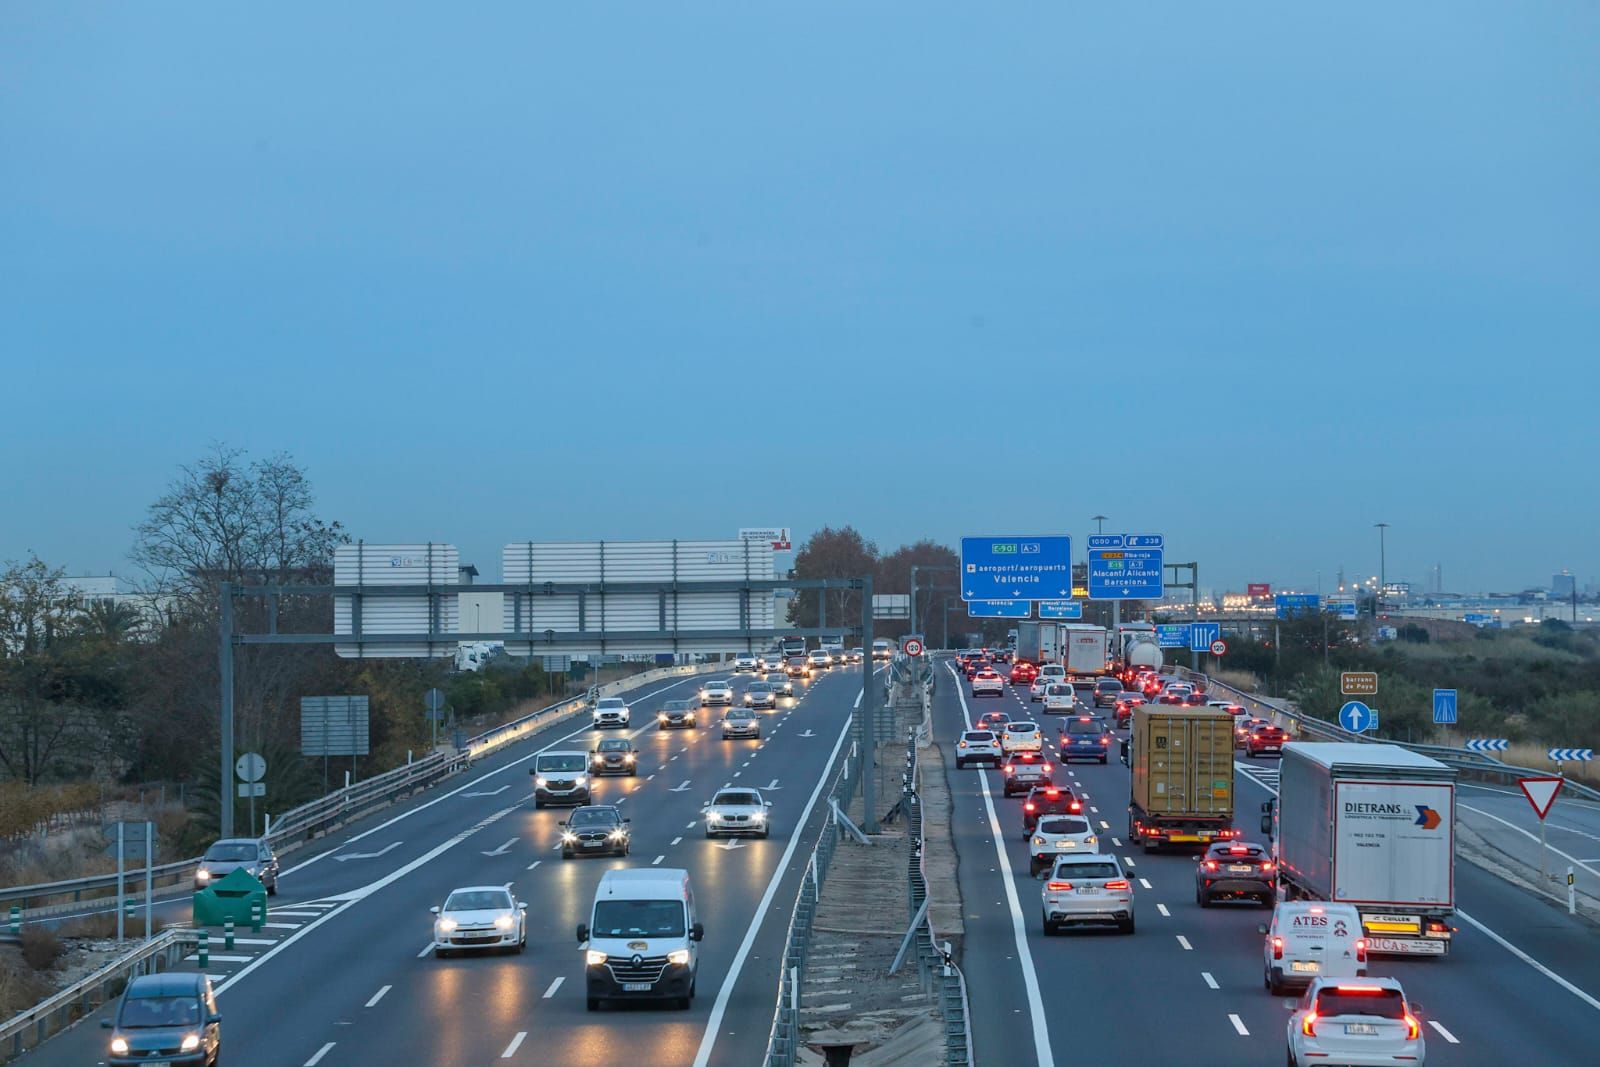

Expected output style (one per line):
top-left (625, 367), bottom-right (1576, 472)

top-left (624, 753), bottom-right (635, 762)
top-left (609, 829), bottom-right (626, 841)
top-left (195, 868), bottom-right (211, 882)
top-left (562, 832), bottom-right (577, 844)
top-left (436, 918), bottom-right (458, 932)
top-left (572, 774), bottom-right (587, 786)
top-left (750, 811), bottom-right (765, 822)
top-left (706, 811), bottom-right (721, 822)
top-left (110, 1037), bottom-right (129, 1055)
top-left (586, 949), bottom-right (608, 966)
top-left (659, 713), bottom-right (668, 722)
top-left (181, 1034), bottom-right (201, 1052)
top-left (667, 948), bottom-right (691, 966)
top-left (495, 915), bottom-right (515, 930)
top-left (535, 776), bottom-right (548, 788)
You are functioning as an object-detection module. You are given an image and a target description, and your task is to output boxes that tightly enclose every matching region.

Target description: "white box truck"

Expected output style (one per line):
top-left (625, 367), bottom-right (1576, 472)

top-left (1016, 621), bottom-right (1060, 665)
top-left (1061, 624), bottom-right (1109, 675)
top-left (1264, 743), bottom-right (1456, 956)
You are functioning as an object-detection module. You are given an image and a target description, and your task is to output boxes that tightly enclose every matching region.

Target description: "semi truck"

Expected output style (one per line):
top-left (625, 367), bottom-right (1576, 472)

top-left (1113, 623), bottom-right (1163, 673)
top-left (1263, 743), bottom-right (1456, 956)
top-left (1061, 623), bottom-right (1109, 675)
top-left (1125, 706), bottom-right (1238, 850)
top-left (1016, 621), bottom-right (1060, 665)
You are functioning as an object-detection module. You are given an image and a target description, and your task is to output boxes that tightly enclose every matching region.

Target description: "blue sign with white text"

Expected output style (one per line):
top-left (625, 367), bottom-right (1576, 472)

top-left (1038, 600), bottom-right (1083, 619)
top-left (1156, 624), bottom-right (1190, 648)
top-left (967, 600), bottom-right (1033, 619)
top-left (1126, 534), bottom-right (1164, 548)
top-left (960, 536), bottom-right (1072, 601)
top-left (1088, 546), bottom-right (1164, 600)
top-left (1087, 535), bottom-right (1124, 549)
top-left (1189, 622), bottom-right (1221, 652)
top-left (1275, 593), bottom-right (1321, 619)
top-left (1433, 689), bottom-right (1458, 725)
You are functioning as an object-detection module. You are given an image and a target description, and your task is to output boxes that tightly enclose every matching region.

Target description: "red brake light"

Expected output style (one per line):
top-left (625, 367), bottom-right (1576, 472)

top-left (1404, 1013), bottom-right (1420, 1040)
top-left (1228, 845), bottom-right (1247, 854)
top-left (1356, 938), bottom-right (1368, 963)
top-left (1004, 765), bottom-right (1014, 774)
top-left (1272, 936), bottom-right (1284, 960)
top-left (1100, 737), bottom-right (1110, 745)
top-left (1024, 803), bottom-right (1035, 811)
top-left (1261, 861), bottom-right (1275, 873)
top-left (1045, 789), bottom-right (1059, 797)
top-left (1043, 763), bottom-right (1052, 773)
top-left (1204, 860), bottom-right (1218, 871)
top-left (1046, 880), bottom-right (1073, 891)
top-left (1103, 879), bottom-right (1130, 890)
top-left (1069, 802), bottom-right (1082, 813)
top-left (1301, 1011), bottom-right (1317, 1038)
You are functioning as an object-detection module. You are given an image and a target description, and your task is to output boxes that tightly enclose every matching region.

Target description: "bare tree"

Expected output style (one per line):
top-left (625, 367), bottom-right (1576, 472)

top-left (0, 557), bottom-right (101, 783)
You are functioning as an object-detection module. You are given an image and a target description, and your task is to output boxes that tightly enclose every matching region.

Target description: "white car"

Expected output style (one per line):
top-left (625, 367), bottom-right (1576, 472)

top-left (807, 650), bottom-right (832, 670)
top-left (592, 697), bottom-right (630, 728)
top-left (744, 683), bottom-right (776, 710)
top-left (1038, 665), bottom-right (1067, 684)
top-left (1286, 978), bottom-right (1425, 1067)
top-left (955, 730), bottom-right (1003, 769)
top-left (1041, 853), bottom-right (1134, 935)
top-left (1041, 683), bottom-right (1075, 714)
top-left (1028, 814), bottom-right (1099, 876)
top-left (1000, 721), bottom-right (1042, 755)
top-left (701, 680), bottom-right (734, 706)
top-left (764, 671), bottom-right (794, 697)
top-left (704, 787), bottom-right (771, 838)
top-left (431, 885), bottom-right (528, 956)
top-left (1028, 677), bottom-right (1050, 702)
top-left (733, 655), bottom-right (759, 673)
top-left (721, 707), bottom-right (761, 740)
top-left (970, 669), bottom-right (1005, 697)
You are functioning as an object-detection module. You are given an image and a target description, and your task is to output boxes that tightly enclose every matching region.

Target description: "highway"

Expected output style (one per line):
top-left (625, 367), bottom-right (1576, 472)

top-left (935, 659), bottom-right (1600, 1067)
top-left (19, 664), bottom-right (870, 1067)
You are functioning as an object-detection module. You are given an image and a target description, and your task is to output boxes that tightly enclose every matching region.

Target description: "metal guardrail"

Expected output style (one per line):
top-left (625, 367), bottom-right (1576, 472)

top-left (1172, 667), bottom-right (1600, 804)
top-left (1, 928), bottom-right (200, 1063)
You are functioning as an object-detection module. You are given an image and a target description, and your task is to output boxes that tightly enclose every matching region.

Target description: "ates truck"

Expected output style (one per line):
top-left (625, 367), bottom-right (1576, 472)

top-left (1264, 743), bottom-right (1456, 956)
top-left (1126, 706), bottom-right (1238, 850)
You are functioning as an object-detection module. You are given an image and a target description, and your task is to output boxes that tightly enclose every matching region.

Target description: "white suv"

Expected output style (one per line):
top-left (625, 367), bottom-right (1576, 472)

top-left (955, 730), bottom-right (1003, 769)
top-left (592, 697), bottom-right (630, 728)
top-left (1041, 853), bottom-right (1135, 935)
top-left (1287, 978), bottom-right (1423, 1067)
top-left (970, 669), bottom-right (1005, 697)
top-left (1000, 721), bottom-right (1042, 755)
top-left (733, 655), bottom-right (759, 674)
top-left (1028, 814), bottom-right (1099, 876)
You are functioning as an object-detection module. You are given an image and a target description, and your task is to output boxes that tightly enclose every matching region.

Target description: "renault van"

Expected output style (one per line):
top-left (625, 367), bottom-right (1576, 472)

top-left (577, 868), bottom-right (703, 1011)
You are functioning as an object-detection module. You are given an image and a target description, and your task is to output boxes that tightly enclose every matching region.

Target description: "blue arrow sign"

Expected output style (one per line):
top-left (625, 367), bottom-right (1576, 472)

top-left (1432, 689), bottom-right (1458, 725)
top-left (960, 536), bottom-right (1072, 601)
top-left (1088, 545), bottom-right (1164, 600)
top-left (1126, 534), bottom-right (1164, 548)
top-left (1188, 622), bottom-right (1221, 652)
top-left (1465, 738), bottom-right (1508, 753)
top-left (1156, 624), bottom-right (1190, 649)
top-left (966, 600), bottom-right (1033, 619)
top-left (1037, 600), bottom-right (1083, 620)
top-left (1339, 700), bottom-right (1374, 733)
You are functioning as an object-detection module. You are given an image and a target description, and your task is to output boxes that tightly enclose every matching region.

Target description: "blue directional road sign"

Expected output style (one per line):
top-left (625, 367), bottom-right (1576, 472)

top-left (1189, 622), bottom-right (1221, 652)
top-left (1088, 545), bottom-right (1165, 600)
top-left (967, 600), bottom-right (1032, 619)
top-left (960, 536), bottom-right (1072, 602)
top-left (1156, 624), bottom-right (1190, 649)
top-left (1038, 600), bottom-right (1083, 620)
top-left (1087, 535), bottom-right (1125, 549)
top-left (1126, 534), bottom-right (1164, 548)
top-left (1275, 594), bottom-right (1321, 619)
top-left (1433, 689), bottom-right (1458, 725)
top-left (1339, 700), bottom-right (1376, 733)
top-left (1465, 738), bottom-right (1508, 753)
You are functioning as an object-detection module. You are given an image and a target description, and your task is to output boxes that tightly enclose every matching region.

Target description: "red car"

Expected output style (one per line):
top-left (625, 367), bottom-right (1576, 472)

top-left (1010, 661), bottom-right (1039, 686)
top-left (1246, 724), bottom-right (1287, 758)
top-left (1141, 676), bottom-right (1165, 697)
top-left (1113, 695), bottom-right (1146, 727)
top-left (1235, 717), bottom-right (1271, 747)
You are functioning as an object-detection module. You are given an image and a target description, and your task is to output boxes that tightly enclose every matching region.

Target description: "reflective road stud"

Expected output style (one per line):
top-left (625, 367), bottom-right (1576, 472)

top-left (198, 931), bottom-right (210, 968)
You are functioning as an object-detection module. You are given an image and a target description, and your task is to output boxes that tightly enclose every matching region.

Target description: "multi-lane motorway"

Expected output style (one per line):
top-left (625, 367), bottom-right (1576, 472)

top-left (22, 665), bottom-right (872, 1067)
top-left (937, 660), bottom-right (1600, 1067)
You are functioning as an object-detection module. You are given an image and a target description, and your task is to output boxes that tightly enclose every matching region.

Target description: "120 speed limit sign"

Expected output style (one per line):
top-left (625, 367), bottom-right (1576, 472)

top-left (902, 638), bottom-right (924, 657)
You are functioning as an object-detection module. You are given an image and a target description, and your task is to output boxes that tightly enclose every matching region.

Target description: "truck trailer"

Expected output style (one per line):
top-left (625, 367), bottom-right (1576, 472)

top-left (1264, 743), bottom-right (1456, 956)
top-left (1061, 623), bottom-right (1109, 675)
top-left (1125, 706), bottom-right (1238, 850)
top-left (1015, 621), bottom-right (1060, 665)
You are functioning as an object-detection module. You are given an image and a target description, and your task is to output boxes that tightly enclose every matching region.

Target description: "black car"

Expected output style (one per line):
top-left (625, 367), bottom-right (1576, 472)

top-left (1194, 841), bottom-right (1274, 906)
top-left (560, 805), bottom-right (631, 859)
top-left (102, 972), bottom-right (221, 1067)
top-left (1021, 786), bottom-right (1082, 838)
top-left (591, 737), bottom-right (638, 776)
top-left (657, 698), bottom-right (698, 730)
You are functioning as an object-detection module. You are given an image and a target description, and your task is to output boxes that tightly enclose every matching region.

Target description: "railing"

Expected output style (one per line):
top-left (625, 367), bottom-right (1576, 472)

top-left (1173, 667), bottom-right (1600, 804)
top-left (1, 928), bottom-right (200, 1063)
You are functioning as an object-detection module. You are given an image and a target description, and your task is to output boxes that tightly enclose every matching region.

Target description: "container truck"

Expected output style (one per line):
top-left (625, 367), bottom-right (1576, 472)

top-left (1061, 624), bottom-right (1109, 675)
top-left (1015, 621), bottom-right (1060, 665)
top-left (1125, 706), bottom-right (1238, 850)
top-left (1262, 743), bottom-right (1456, 956)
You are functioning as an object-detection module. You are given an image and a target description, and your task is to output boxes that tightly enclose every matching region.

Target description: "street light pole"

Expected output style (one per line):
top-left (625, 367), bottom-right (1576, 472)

top-left (1092, 515), bottom-right (1108, 535)
top-left (1374, 523), bottom-right (1389, 618)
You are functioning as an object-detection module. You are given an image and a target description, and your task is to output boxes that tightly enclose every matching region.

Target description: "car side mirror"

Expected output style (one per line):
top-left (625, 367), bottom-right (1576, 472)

top-left (623, 818), bottom-right (631, 824)
top-left (1261, 801), bottom-right (1272, 814)
top-left (576, 923), bottom-right (589, 943)
top-left (430, 906), bottom-right (440, 914)
top-left (101, 1019), bottom-right (113, 1029)
top-left (518, 903), bottom-right (527, 911)
top-left (691, 922), bottom-right (704, 942)
top-left (529, 768), bottom-right (537, 775)
top-left (764, 802), bottom-right (772, 808)
top-left (1411, 1002), bottom-right (1424, 1015)
top-left (1257, 924), bottom-right (1269, 935)
top-left (1260, 816), bottom-right (1273, 835)
top-left (558, 821), bottom-right (567, 828)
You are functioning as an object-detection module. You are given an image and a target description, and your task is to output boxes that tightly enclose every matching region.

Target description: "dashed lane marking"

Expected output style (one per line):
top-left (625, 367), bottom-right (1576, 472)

top-left (305, 1042), bottom-right (336, 1066)
top-left (543, 977), bottom-right (565, 999)
top-left (366, 985), bottom-right (391, 1007)
top-left (1157, 904), bottom-right (1171, 917)
top-left (1428, 1020), bottom-right (1459, 1043)
top-left (502, 1032), bottom-right (527, 1058)
top-left (1228, 1014), bottom-right (1248, 1036)
top-left (1202, 972), bottom-right (1218, 990)
top-left (1177, 935), bottom-right (1192, 950)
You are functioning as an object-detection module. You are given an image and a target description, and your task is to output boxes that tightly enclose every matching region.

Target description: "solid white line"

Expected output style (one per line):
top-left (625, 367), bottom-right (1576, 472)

top-left (1157, 904), bottom-right (1171, 917)
top-left (305, 1042), bottom-right (336, 1067)
top-left (501, 1031), bottom-right (527, 1058)
top-left (689, 705), bottom-right (857, 1067)
top-left (1428, 1020), bottom-right (1459, 1043)
top-left (1201, 971), bottom-right (1219, 990)
top-left (365, 985), bottom-right (391, 1008)
top-left (185, 954), bottom-right (251, 963)
top-left (543, 976), bottom-right (565, 998)
top-left (1461, 804), bottom-right (1600, 875)
top-left (1228, 1013), bottom-right (1248, 1036)
top-left (262, 922), bottom-right (301, 930)
top-left (1457, 909), bottom-right (1600, 1012)
top-left (1177, 935), bottom-right (1193, 950)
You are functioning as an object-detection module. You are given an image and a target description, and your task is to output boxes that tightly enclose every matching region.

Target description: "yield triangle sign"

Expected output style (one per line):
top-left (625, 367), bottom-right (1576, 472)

top-left (1518, 776), bottom-right (1564, 820)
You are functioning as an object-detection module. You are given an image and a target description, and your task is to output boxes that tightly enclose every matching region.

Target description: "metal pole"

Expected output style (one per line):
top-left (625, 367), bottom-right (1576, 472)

top-left (1569, 867), bottom-right (1577, 915)
top-left (144, 823), bottom-right (153, 942)
top-left (116, 822), bottom-right (125, 942)
top-left (1540, 817), bottom-right (1548, 883)
top-left (910, 566), bottom-right (918, 644)
top-left (220, 582), bottom-right (235, 838)
top-left (861, 576), bottom-right (878, 833)
top-left (1375, 523), bottom-right (1389, 617)
top-left (1190, 562), bottom-right (1200, 672)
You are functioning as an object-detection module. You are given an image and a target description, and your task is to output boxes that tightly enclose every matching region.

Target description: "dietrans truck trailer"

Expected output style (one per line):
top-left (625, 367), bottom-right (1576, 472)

top-left (1263, 743), bottom-right (1456, 956)
top-left (1126, 707), bottom-right (1238, 851)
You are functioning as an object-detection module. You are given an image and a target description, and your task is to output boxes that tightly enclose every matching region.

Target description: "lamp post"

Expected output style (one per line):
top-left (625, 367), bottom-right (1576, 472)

top-left (1091, 515), bottom-right (1108, 535)
top-left (1374, 523), bottom-right (1389, 617)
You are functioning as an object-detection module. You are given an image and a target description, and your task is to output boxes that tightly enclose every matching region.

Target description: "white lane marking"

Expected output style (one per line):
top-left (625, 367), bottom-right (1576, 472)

top-left (647, 774), bottom-right (656, 782)
top-left (481, 837), bottom-right (516, 857)
top-left (305, 1042), bottom-right (336, 1066)
top-left (1123, 855), bottom-right (1136, 867)
top-left (262, 922), bottom-right (302, 930)
top-left (1111, 838), bottom-right (1122, 847)
top-left (671, 836), bottom-right (682, 846)
top-left (1138, 878), bottom-right (1153, 890)
top-left (365, 985), bottom-right (391, 1008)
top-left (1177, 935), bottom-right (1192, 950)
top-left (185, 954), bottom-right (251, 963)
top-left (1457, 909), bottom-right (1600, 1013)
top-left (1428, 1020), bottom-right (1459, 1043)
top-left (267, 911), bottom-right (325, 918)
top-left (527, 860), bottom-right (541, 871)
top-left (1202, 972), bottom-right (1218, 990)
top-left (943, 669), bottom-right (1056, 1067)
top-left (687, 821), bottom-right (697, 829)
top-left (459, 785), bottom-right (510, 798)
top-left (416, 942), bottom-right (434, 958)
top-left (1099, 821), bottom-right (1110, 830)
top-left (653, 855), bottom-right (665, 865)
top-left (502, 1031), bottom-right (527, 1058)
top-left (1157, 904), bottom-right (1171, 917)
top-left (280, 674), bottom-right (709, 876)
top-left (690, 704), bottom-right (860, 1067)
top-left (1461, 804), bottom-right (1600, 876)
top-left (224, 938), bottom-right (275, 946)
top-left (1228, 1013), bottom-right (1248, 1036)
top-left (543, 977), bottom-right (565, 999)
top-left (332, 841), bottom-right (405, 862)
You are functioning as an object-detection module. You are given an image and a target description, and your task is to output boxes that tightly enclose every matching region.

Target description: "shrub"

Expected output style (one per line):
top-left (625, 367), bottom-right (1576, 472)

top-left (19, 926), bottom-right (64, 971)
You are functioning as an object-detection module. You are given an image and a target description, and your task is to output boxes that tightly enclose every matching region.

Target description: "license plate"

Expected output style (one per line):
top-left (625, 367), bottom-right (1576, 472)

top-left (623, 982), bottom-right (652, 992)
top-left (583, 841), bottom-right (603, 848)
top-left (1076, 886), bottom-right (1098, 894)
top-left (1168, 834), bottom-right (1201, 842)
top-left (147, 1062), bottom-right (172, 1067)
top-left (1228, 864), bottom-right (1253, 873)
top-left (1057, 842), bottom-right (1075, 848)
top-left (1370, 937), bottom-right (1447, 955)
top-left (1345, 1023), bottom-right (1379, 1036)
top-left (1290, 961), bottom-right (1320, 973)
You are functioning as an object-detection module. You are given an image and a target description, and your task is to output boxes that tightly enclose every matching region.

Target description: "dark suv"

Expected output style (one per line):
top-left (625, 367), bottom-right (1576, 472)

top-left (1021, 786), bottom-right (1082, 838)
top-left (102, 973), bottom-right (221, 1067)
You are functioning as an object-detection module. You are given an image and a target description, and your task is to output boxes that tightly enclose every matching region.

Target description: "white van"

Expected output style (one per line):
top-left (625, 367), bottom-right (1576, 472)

top-left (1262, 901), bottom-right (1366, 995)
top-left (578, 868), bottom-right (703, 1011)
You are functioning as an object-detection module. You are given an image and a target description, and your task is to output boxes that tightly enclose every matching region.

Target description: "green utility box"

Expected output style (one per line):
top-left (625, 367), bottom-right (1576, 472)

top-left (192, 868), bottom-right (268, 931)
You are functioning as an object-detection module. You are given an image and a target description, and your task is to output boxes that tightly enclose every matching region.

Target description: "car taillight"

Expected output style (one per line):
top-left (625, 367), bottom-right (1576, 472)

top-left (1024, 803), bottom-right (1035, 811)
top-left (1404, 1013), bottom-right (1420, 1040)
top-left (1043, 763), bottom-right (1052, 773)
top-left (1004, 765), bottom-right (1014, 773)
top-left (1046, 880), bottom-right (1074, 892)
top-left (1261, 861), bottom-right (1275, 873)
top-left (1356, 938), bottom-right (1368, 963)
top-left (1204, 860), bottom-right (1218, 871)
top-left (1100, 737), bottom-right (1110, 745)
top-left (1272, 936), bottom-right (1284, 960)
top-left (1103, 879), bottom-right (1130, 890)
top-left (1070, 802), bottom-right (1082, 813)
top-left (1301, 1012), bottom-right (1317, 1037)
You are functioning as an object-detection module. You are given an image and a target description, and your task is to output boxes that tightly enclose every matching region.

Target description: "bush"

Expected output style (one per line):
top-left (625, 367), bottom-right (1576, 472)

top-left (0, 948), bottom-right (50, 1017)
top-left (19, 926), bottom-right (64, 971)
top-left (59, 913), bottom-right (165, 940)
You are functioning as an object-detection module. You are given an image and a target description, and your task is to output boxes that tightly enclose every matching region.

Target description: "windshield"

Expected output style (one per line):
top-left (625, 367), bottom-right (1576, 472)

top-left (1314, 988), bottom-right (1407, 1020)
top-left (203, 844), bottom-right (257, 862)
top-left (1046, 684), bottom-right (1070, 695)
top-left (1038, 817), bottom-right (1090, 835)
top-left (962, 732), bottom-right (993, 742)
top-left (726, 709), bottom-right (753, 719)
top-left (119, 995), bottom-right (200, 1028)
top-left (445, 890), bottom-right (511, 911)
top-left (1097, 680), bottom-right (1120, 690)
top-left (714, 791), bottom-right (760, 806)
top-left (598, 698), bottom-right (625, 708)
top-left (591, 899), bottom-right (686, 939)
top-left (598, 740), bottom-right (629, 752)
top-left (749, 683), bottom-right (771, 692)
top-left (538, 754), bottom-right (587, 772)
top-left (1007, 724), bottom-right (1037, 734)
top-left (568, 809), bottom-right (620, 829)
top-left (1054, 860), bottom-right (1119, 879)
top-left (663, 700), bottom-right (694, 712)
top-left (1067, 720), bottom-right (1103, 735)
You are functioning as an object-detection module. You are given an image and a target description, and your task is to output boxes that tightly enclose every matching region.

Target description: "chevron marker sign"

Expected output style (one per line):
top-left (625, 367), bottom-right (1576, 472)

top-left (1465, 738), bottom-right (1509, 753)
top-left (1547, 748), bottom-right (1595, 762)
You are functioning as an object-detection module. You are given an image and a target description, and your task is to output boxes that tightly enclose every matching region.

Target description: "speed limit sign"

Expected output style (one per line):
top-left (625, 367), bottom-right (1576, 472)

top-left (902, 637), bottom-right (925, 657)
top-left (1210, 639), bottom-right (1228, 656)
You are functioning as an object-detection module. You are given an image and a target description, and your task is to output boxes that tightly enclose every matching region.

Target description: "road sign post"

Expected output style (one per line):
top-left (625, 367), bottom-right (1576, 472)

top-left (1432, 689), bottom-right (1457, 725)
top-left (1519, 776), bottom-right (1565, 883)
top-left (959, 536), bottom-right (1072, 601)
top-left (1340, 672), bottom-right (1378, 697)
